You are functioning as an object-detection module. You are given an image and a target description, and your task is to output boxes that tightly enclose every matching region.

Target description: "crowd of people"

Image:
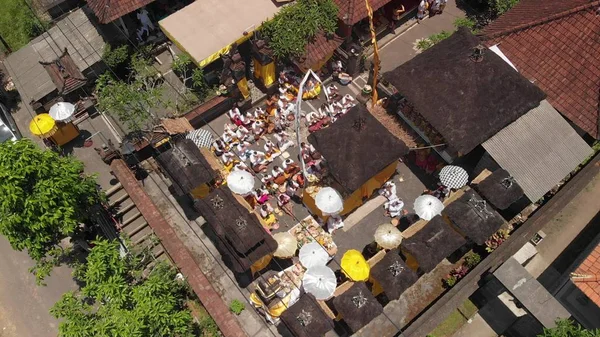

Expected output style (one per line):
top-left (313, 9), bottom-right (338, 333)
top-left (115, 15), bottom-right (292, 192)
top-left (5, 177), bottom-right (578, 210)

top-left (418, 0), bottom-right (449, 21)
top-left (211, 72), bottom-right (357, 233)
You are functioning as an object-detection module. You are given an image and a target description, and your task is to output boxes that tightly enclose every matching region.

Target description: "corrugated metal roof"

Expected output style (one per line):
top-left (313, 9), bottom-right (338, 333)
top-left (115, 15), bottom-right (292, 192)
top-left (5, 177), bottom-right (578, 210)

top-left (483, 100), bottom-right (592, 202)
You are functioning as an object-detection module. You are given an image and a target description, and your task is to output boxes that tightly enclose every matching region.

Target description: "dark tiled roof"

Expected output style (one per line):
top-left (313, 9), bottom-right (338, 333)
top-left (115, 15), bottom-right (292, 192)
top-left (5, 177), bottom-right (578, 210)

top-left (86, 0), bottom-right (155, 23)
top-left (475, 169), bottom-right (524, 210)
top-left (370, 250), bottom-right (418, 300)
top-left (308, 104), bottom-right (408, 194)
top-left (334, 0), bottom-right (392, 25)
top-left (40, 49), bottom-right (87, 96)
top-left (333, 282), bottom-right (383, 333)
top-left (280, 294), bottom-right (334, 337)
top-left (481, 0), bottom-right (600, 138)
top-left (295, 32), bottom-right (344, 72)
top-left (384, 28), bottom-right (546, 156)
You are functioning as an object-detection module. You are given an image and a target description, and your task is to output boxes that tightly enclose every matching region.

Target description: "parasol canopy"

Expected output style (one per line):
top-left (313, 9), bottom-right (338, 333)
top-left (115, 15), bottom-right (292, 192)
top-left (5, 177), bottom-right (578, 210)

top-left (302, 265), bottom-right (336, 300)
top-left (49, 102), bottom-right (76, 123)
top-left (374, 224), bottom-right (403, 249)
top-left (439, 165), bottom-right (469, 189)
top-left (29, 113), bottom-right (58, 138)
top-left (186, 128), bottom-right (213, 148)
top-left (299, 242), bottom-right (329, 269)
top-left (315, 187), bottom-right (343, 215)
top-left (414, 194), bottom-right (444, 221)
top-left (273, 232), bottom-right (298, 258)
top-left (341, 249), bottom-right (370, 281)
top-left (226, 170), bottom-right (255, 195)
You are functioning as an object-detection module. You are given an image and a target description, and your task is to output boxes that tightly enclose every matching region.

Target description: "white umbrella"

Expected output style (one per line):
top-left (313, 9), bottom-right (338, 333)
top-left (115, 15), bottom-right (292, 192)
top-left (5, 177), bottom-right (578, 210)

top-left (226, 170), bottom-right (255, 195)
top-left (374, 223), bottom-right (403, 249)
top-left (49, 102), bottom-right (76, 122)
top-left (439, 165), bottom-right (469, 189)
top-left (315, 187), bottom-right (343, 215)
top-left (273, 232), bottom-right (298, 258)
top-left (302, 265), bottom-right (336, 300)
top-left (299, 242), bottom-right (329, 269)
top-left (414, 195), bottom-right (444, 221)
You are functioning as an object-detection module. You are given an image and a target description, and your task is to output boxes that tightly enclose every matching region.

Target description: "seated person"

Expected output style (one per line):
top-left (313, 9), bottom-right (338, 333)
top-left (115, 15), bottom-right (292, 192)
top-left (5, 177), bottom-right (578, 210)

top-left (234, 141), bottom-right (251, 161)
top-left (259, 203), bottom-right (279, 230)
top-left (211, 139), bottom-right (227, 157)
top-left (228, 107), bottom-right (242, 125)
top-left (342, 94), bottom-right (355, 105)
top-left (326, 84), bottom-right (339, 97)
top-left (250, 151), bottom-right (269, 173)
top-left (282, 158), bottom-right (300, 175)
top-left (431, 183), bottom-right (450, 201)
top-left (326, 214), bottom-right (344, 233)
top-left (238, 112), bottom-right (252, 128)
top-left (384, 198), bottom-right (405, 218)
top-left (235, 125), bottom-right (251, 143)
top-left (263, 138), bottom-right (280, 160)
top-left (272, 165), bottom-right (286, 185)
top-left (277, 193), bottom-right (294, 217)
top-left (305, 110), bottom-right (321, 126)
top-left (379, 181), bottom-right (398, 200)
top-left (274, 130), bottom-right (294, 151)
top-left (254, 188), bottom-right (270, 205)
top-left (285, 179), bottom-right (300, 198)
top-left (233, 161), bottom-right (250, 172)
top-left (252, 120), bottom-right (266, 139)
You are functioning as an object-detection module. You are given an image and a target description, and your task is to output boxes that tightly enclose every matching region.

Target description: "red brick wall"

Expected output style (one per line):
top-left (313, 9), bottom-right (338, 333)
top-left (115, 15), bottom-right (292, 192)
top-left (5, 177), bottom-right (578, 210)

top-left (110, 159), bottom-right (248, 337)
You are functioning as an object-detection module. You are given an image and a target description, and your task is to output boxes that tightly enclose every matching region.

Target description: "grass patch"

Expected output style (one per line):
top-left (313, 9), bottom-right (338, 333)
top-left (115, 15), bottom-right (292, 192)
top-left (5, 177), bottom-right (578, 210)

top-left (429, 299), bottom-right (478, 337)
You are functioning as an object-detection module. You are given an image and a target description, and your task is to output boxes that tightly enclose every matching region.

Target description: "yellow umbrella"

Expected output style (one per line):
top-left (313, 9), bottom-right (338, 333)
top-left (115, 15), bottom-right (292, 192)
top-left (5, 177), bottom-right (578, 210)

top-left (341, 249), bottom-right (370, 282)
top-left (29, 114), bottom-right (57, 138)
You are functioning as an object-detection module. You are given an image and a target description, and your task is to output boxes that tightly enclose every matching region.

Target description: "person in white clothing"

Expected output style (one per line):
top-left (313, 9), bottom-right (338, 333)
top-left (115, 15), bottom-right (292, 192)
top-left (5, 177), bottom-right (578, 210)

top-left (417, 0), bottom-right (427, 21)
top-left (326, 214), bottom-right (344, 233)
top-left (379, 181), bottom-right (398, 200)
top-left (274, 130), bottom-right (294, 151)
top-left (384, 199), bottom-right (405, 218)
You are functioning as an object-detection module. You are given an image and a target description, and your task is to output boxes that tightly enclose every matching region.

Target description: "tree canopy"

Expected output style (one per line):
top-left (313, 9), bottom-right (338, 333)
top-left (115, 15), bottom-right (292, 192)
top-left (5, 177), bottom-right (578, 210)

top-left (260, 0), bottom-right (338, 60)
top-left (0, 0), bottom-right (46, 51)
top-left (0, 139), bottom-right (101, 281)
top-left (538, 319), bottom-right (600, 337)
top-left (51, 239), bottom-right (196, 337)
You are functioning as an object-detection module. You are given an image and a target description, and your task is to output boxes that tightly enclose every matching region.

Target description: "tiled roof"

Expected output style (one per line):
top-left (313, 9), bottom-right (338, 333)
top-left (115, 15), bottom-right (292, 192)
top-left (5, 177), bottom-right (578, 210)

top-left (573, 244), bottom-right (600, 307)
top-left (41, 49), bottom-right (87, 96)
top-left (334, 0), bottom-right (392, 25)
top-left (481, 0), bottom-right (600, 138)
top-left (86, 0), bottom-right (155, 24)
top-left (295, 32), bottom-right (344, 72)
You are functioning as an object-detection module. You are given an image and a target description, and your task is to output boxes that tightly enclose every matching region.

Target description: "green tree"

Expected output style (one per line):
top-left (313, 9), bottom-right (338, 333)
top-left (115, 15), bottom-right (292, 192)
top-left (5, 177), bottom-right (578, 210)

top-left (260, 0), bottom-right (338, 59)
top-left (0, 139), bottom-right (101, 282)
top-left (538, 319), bottom-right (600, 337)
top-left (101, 44), bottom-right (130, 69)
top-left (51, 239), bottom-right (196, 337)
top-left (0, 0), bottom-right (46, 50)
top-left (96, 49), bottom-right (163, 133)
top-left (172, 54), bottom-right (210, 109)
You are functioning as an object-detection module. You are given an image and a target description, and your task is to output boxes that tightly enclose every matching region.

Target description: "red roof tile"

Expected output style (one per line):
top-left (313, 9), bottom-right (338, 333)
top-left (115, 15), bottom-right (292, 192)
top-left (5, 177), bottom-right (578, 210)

top-left (295, 32), bottom-right (344, 72)
top-left (573, 244), bottom-right (600, 307)
top-left (86, 0), bottom-right (155, 24)
top-left (334, 0), bottom-right (392, 25)
top-left (481, 0), bottom-right (600, 138)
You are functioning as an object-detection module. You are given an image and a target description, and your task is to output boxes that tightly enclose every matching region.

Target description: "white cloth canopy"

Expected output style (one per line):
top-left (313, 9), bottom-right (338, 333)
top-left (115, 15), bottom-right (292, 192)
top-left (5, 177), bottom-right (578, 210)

top-left (374, 223), bottom-right (403, 249)
top-left (303, 265), bottom-right (336, 300)
top-left (315, 187), bottom-right (343, 215)
top-left (299, 242), bottom-right (329, 269)
top-left (226, 170), bottom-right (255, 195)
top-left (49, 102), bottom-right (76, 122)
top-left (413, 195), bottom-right (444, 221)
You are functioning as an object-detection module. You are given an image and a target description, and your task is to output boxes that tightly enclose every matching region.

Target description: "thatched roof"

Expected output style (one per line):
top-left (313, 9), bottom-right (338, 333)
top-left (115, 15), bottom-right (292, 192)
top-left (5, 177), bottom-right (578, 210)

top-left (193, 188), bottom-right (276, 272)
top-left (384, 28), bottom-right (546, 156)
top-left (280, 294), bottom-right (334, 337)
top-left (370, 250), bottom-right (418, 301)
top-left (155, 139), bottom-right (217, 196)
top-left (308, 104), bottom-right (409, 194)
top-left (475, 169), bottom-right (524, 210)
top-left (332, 282), bottom-right (383, 333)
top-left (443, 190), bottom-right (505, 245)
top-left (401, 215), bottom-right (466, 273)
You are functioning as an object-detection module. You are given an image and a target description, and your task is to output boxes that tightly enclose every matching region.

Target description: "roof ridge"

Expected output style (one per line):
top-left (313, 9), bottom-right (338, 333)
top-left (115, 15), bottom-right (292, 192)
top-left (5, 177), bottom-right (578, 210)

top-left (482, 0), bottom-right (600, 39)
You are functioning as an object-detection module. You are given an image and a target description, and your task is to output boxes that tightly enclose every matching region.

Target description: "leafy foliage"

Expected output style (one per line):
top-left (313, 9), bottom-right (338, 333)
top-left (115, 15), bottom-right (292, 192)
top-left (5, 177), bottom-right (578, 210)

top-left (0, 139), bottom-right (100, 281)
top-left (260, 0), bottom-right (339, 59)
top-left (454, 17), bottom-right (478, 33)
top-left (415, 30), bottom-right (452, 51)
top-left (0, 0), bottom-right (46, 50)
top-left (464, 252), bottom-right (481, 269)
top-left (51, 239), bottom-right (195, 337)
top-left (172, 54), bottom-right (210, 102)
top-left (538, 319), bottom-right (600, 337)
top-left (493, 0), bottom-right (519, 15)
top-left (101, 44), bottom-right (130, 68)
top-left (229, 299), bottom-right (245, 315)
top-left (96, 49), bottom-right (162, 133)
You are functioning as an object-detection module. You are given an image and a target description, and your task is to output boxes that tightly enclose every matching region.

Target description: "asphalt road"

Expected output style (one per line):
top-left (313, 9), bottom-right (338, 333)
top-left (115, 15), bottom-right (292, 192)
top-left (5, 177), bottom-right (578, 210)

top-left (0, 235), bottom-right (76, 337)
